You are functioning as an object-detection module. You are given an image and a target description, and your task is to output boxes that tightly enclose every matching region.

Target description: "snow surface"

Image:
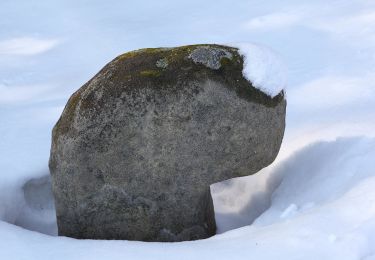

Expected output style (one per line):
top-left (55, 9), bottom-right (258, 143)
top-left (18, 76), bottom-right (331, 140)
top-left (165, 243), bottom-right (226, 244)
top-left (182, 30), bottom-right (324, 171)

top-left (1, 0), bottom-right (375, 259)
top-left (235, 43), bottom-right (287, 97)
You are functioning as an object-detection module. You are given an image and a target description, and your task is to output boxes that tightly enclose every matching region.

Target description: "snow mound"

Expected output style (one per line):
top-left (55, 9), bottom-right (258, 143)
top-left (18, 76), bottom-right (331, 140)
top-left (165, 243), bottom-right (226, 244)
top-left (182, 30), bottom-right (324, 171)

top-left (254, 137), bottom-right (375, 227)
top-left (234, 43), bottom-right (287, 97)
top-left (212, 137), bottom-right (375, 233)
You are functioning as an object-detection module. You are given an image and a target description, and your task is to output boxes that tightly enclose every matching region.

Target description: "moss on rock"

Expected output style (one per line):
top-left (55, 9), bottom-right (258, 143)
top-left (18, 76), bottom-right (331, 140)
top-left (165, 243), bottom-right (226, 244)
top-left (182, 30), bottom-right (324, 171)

top-left (140, 70), bottom-right (162, 77)
top-left (110, 44), bottom-right (284, 106)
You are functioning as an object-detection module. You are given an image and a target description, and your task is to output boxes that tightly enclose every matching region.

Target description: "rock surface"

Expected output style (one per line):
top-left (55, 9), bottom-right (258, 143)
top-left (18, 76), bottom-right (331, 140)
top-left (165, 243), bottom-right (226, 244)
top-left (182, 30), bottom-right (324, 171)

top-left (49, 44), bottom-right (286, 242)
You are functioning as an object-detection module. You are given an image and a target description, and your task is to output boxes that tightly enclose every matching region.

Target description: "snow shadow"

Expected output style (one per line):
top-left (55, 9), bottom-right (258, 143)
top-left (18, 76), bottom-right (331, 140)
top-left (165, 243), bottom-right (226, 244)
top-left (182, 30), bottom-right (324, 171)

top-left (212, 136), bottom-right (375, 232)
top-left (211, 164), bottom-right (283, 233)
top-left (14, 174), bottom-right (57, 235)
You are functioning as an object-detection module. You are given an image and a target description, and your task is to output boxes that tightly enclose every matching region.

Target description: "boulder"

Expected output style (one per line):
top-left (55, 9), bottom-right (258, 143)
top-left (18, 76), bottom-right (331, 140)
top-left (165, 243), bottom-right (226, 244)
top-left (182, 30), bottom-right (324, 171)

top-left (49, 44), bottom-right (286, 242)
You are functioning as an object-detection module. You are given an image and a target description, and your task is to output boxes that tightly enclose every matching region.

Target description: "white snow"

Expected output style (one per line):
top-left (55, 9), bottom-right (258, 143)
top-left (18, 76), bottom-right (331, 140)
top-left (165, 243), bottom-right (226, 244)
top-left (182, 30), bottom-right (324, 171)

top-left (279, 204), bottom-right (298, 219)
top-left (1, 0), bottom-right (375, 259)
top-left (235, 43), bottom-right (287, 97)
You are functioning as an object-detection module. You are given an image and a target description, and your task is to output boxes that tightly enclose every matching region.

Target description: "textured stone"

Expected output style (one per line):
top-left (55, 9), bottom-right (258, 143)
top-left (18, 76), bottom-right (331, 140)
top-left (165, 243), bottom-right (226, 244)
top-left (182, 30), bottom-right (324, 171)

top-left (49, 44), bottom-right (286, 242)
top-left (188, 46), bottom-right (233, 69)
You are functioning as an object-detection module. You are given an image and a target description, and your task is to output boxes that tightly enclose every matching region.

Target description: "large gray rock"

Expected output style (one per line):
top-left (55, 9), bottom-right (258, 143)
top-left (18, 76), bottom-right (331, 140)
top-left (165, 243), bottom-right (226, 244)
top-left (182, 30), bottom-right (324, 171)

top-left (49, 44), bottom-right (286, 242)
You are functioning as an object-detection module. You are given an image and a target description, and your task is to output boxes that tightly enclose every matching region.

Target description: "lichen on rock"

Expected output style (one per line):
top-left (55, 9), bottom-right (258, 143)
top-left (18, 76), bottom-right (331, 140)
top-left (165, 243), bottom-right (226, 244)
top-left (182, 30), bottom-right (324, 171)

top-left (156, 58), bottom-right (168, 69)
top-left (188, 46), bottom-right (233, 70)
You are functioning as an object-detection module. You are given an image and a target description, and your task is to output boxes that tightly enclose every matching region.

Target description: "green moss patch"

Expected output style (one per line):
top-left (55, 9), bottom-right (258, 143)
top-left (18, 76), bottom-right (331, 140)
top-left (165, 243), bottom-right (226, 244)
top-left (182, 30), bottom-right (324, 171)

top-left (140, 70), bottom-right (161, 77)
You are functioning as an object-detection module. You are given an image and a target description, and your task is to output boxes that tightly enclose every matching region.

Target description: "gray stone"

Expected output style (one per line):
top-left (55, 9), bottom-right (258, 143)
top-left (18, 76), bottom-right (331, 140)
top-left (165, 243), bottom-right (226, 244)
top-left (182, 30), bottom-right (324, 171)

top-left (188, 46), bottom-right (233, 69)
top-left (49, 44), bottom-right (286, 242)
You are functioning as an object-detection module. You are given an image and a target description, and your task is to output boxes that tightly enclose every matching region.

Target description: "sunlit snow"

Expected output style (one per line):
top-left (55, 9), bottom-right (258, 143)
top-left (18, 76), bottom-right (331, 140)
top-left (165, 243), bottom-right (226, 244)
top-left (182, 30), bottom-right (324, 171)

top-left (235, 43), bottom-right (287, 97)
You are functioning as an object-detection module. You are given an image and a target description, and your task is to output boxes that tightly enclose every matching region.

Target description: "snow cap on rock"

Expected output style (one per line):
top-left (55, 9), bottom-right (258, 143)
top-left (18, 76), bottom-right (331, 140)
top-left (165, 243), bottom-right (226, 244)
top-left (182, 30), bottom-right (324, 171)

top-left (234, 43), bottom-right (287, 98)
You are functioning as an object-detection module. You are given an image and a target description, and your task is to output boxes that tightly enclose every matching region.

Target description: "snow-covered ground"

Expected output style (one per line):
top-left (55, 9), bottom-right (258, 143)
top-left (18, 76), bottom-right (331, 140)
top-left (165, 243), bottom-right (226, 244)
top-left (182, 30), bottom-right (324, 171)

top-left (1, 0), bottom-right (375, 259)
